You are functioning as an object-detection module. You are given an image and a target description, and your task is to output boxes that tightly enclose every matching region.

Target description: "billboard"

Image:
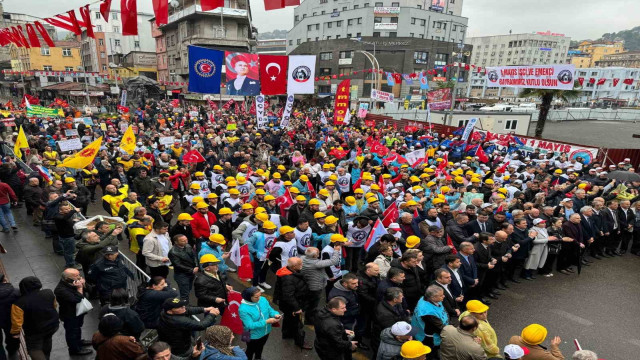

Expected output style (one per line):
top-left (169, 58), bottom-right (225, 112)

top-left (224, 52), bottom-right (261, 96)
top-left (374, 23), bottom-right (398, 30)
top-left (431, 0), bottom-right (445, 12)
top-left (374, 6), bottom-right (400, 14)
top-left (485, 65), bottom-right (576, 90)
top-left (427, 88), bottom-right (451, 110)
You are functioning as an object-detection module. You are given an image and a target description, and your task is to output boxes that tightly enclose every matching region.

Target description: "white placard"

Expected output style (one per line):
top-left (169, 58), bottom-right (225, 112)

top-left (159, 136), bottom-right (175, 145)
top-left (65, 129), bottom-right (79, 136)
top-left (58, 138), bottom-right (83, 152)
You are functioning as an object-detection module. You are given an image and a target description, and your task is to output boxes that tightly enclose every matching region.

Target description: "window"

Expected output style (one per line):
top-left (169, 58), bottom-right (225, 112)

top-left (320, 52), bottom-right (333, 60)
top-left (364, 3), bottom-right (369, 7)
top-left (411, 18), bottom-right (416, 24)
top-left (353, 4), bottom-right (359, 9)
top-left (373, 32), bottom-right (381, 37)
top-left (452, 25), bottom-right (457, 31)
top-left (419, 34), bottom-right (424, 38)
top-left (65, 66), bottom-right (74, 71)
top-left (347, 33), bottom-right (352, 38)
top-left (43, 65), bottom-right (53, 71)
top-left (295, 15), bottom-right (299, 22)
top-left (318, 85), bottom-right (331, 93)
top-left (420, 19), bottom-right (426, 26)
top-left (339, 50), bottom-right (353, 59)
top-left (375, 2), bottom-right (383, 6)
top-left (342, 6), bottom-right (347, 11)
top-left (134, 41), bottom-right (140, 48)
top-left (62, 48), bottom-right (72, 56)
top-left (392, 2), bottom-right (399, 6)
top-left (113, 26), bottom-right (119, 33)
top-left (307, 38), bottom-right (311, 42)
top-left (390, 17), bottom-right (398, 23)
top-left (313, 12), bottom-right (317, 16)
top-left (99, 39), bottom-right (104, 46)
top-left (102, 65), bottom-right (107, 71)
top-left (348, 19), bottom-right (354, 26)
top-left (418, 4), bottom-right (422, 8)
top-left (97, 25), bottom-right (102, 32)
top-left (505, 120), bottom-right (518, 130)
top-left (410, 33), bottom-right (414, 37)
top-left (327, 22), bottom-right (332, 28)
top-left (414, 51), bottom-right (428, 62)
top-left (336, 21), bottom-right (343, 27)
top-left (112, 12), bottom-right (118, 20)
top-left (308, 25), bottom-right (313, 31)
top-left (320, 68), bottom-right (332, 76)
top-left (356, 32), bottom-right (361, 37)
top-left (458, 120), bottom-right (469, 127)
top-left (95, 12), bottom-right (101, 19)
top-left (40, 47), bottom-right (50, 56)
top-left (320, 0), bottom-right (327, 3)
top-left (100, 52), bottom-right (106, 58)
top-left (339, 68), bottom-right (352, 75)
top-left (389, 32), bottom-right (397, 37)
top-left (374, 17), bottom-right (382, 23)
top-left (316, 24), bottom-right (320, 30)
top-left (114, 39), bottom-right (121, 46)
top-left (288, 40), bottom-right (293, 45)
top-left (357, 18), bottom-right (362, 24)
top-left (336, 35), bottom-right (341, 39)
top-left (297, 39), bottom-right (301, 45)
top-left (327, 36), bottom-right (331, 39)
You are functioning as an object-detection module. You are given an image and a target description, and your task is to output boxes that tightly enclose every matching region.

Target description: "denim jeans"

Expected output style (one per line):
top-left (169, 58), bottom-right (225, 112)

top-left (0, 203), bottom-right (15, 229)
top-left (63, 315), bottom-right (84, 353)
top-left (174, 272), bottom-right (194, 301)
top-left (60, 236), bottom-right (77, 267)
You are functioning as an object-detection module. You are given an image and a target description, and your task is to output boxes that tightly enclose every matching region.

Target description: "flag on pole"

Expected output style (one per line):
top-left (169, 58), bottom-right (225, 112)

top-left (62, 137), bottom-right (102, 169)
top-left (475, 145), bottom-right (489, 163)
top-left (276, 188), bottom-right (294, 217)
top-left (13, 126), bottom-right (28, 159)
top-left (119, 125), bottom-right (136, 155)
top-left (182, 150), bottom-right (206, 163)
top-left (219, 291), bottom-right (244, 334)
top-left (382, 202), bottom-right (398, 227)
top-left (364, 219), bottom-right (387, 251)
top-left (229, 239), bottom-right (241, 267)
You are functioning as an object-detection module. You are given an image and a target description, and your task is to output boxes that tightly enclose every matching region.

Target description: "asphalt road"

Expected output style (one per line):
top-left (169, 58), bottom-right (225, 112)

top-left (1, 199), bottom-right (639, 360)
top-left (528, 120), bottom-right (640, 148)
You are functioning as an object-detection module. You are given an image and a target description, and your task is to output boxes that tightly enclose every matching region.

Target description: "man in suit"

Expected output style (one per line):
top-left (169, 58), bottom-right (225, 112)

top-left (618, 200), bottom-right (634, 254)
top-left (457, 242), bottom-right (482, 305)
top-left (441, 255), bottom-right (465, 311)
top-left (446, 214), bottom-right (479, 249)
top-left (431, 268), bottom-right (460, 326)
top-left (579, 206), bottom-right (596, 266)
top-left (602, 200), bottom-right (621, 256)
top-left (226, 60), bottom-right (261, 95)
top-left (465, 211), bottom-right (495, 235)
top-left (590, 198), bottom-right (607, 259)
top-left (474, 233), bottom-right (498, 303)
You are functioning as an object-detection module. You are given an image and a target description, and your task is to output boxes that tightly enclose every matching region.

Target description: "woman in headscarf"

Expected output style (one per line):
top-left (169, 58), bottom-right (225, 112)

top-left (199, 325), bottom-right (247, 360)
top-left (238, 287), bottom-right (281, 360)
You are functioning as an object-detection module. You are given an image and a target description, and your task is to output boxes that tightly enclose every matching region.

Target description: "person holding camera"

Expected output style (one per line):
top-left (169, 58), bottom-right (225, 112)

top-left (54, 268), bottom-right (93, 356)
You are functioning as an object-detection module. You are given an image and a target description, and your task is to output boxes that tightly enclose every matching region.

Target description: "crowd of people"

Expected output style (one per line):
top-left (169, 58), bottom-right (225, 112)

top-left (0, 97), bottom-right (635, 360)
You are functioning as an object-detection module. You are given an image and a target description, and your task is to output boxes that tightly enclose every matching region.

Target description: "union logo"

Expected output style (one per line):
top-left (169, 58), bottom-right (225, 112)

top-left (195, 59), bottom-right (216, 78)
top-left (79, 148), bottom-right (97, 157)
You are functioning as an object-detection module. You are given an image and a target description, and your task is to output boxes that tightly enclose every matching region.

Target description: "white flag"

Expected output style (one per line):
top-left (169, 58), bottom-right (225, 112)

top-left (24, 96), bottom-right (32, 110)
top-left (280, 94), bottom-right (294, 128)
top-left (287, 55), bottom-right (316, 94)
top-left (229, 239), bottom-right (241, 267)
top-left (320, 111), bottom-right (327, 125)
top-left (343, 110), bottom-right (351, 125)
top-left (405, 148), bottom-right (426, 166)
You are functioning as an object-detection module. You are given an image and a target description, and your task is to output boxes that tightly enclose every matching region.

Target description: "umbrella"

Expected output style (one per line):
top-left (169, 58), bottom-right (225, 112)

top-left (606, 171), bottom-right (640, 183)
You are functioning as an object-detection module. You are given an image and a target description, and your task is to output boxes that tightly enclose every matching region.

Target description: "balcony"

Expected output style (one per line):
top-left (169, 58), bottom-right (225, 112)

top-left (167, 5), bottom-right (248, 25)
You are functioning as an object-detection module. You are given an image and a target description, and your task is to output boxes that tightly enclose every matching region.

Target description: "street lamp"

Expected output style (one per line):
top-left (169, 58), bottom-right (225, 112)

top-left (350, 38), bottom-right (381, 102)
top-left (109, 62), bottom-right (123, 93)
top-left (77, 66), bottom-right (91, 106)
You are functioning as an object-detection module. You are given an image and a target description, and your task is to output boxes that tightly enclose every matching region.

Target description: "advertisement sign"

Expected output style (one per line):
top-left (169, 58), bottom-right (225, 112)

top-left (338, 58), bottom-right (353, 65)
top-left (431, 0), bottom-right (445, 11)
top-left (371, 89), bottom-right (395, 103)
top-left (476, 130), bottom-right (599, 164)
top-left (357, 103), bottom-right (369, 118)
top-left (374, 6), bottom-right (400, 14)
top-left (333, 79), bottom-right (351, 125)
top-left (350, 85), bottom-right (359, 99)
top-left (485, 65), bottom-right (576, 90)
top-left (433, 76), bottom-right (447, 82)
top-left (427, 88), bottom-right (451, 110)
top-left (58, 138), bottom-right (83, 152)
top-left (374, 23), bottom-right (398, 30)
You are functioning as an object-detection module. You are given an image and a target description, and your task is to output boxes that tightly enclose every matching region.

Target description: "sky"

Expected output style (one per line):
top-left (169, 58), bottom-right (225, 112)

top-left (3, 0), bottom-right (639, 40)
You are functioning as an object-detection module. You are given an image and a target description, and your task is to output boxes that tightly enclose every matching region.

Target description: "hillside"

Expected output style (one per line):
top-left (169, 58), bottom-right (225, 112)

top-left (257, 29), bottom-right (288, 40)
top-left (600, 26), bottom-right (640, 51)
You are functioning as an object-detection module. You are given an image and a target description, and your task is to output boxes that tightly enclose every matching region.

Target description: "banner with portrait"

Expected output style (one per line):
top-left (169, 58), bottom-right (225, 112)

top-left (224, 52), bottom-right (261, 96)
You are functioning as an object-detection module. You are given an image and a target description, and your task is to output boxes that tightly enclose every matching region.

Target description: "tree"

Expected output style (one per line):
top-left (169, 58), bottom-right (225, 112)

top-left (519, 81), bottom-right (581, 138)
top-left (436, 80), bottom-right (456, 89)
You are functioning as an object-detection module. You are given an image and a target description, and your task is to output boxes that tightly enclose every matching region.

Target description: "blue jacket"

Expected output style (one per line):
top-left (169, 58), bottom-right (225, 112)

top-left (238, 297), bottom-right (280, 340)
top-left (199, 345), bottom-right (247, 360)
top-left (199, 242), bottom-right (229, 274)
top-left (411, 298), bottom-right (449, 346)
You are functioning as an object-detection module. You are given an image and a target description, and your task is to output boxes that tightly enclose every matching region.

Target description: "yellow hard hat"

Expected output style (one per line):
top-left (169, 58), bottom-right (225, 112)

top-left (400, 340), bottom-right (431, 358)
top-left (330, 234), bottom-right (347, 243)
top-left (279, 226), bottom-right (294, 235)
top-left (255, 207), bottom-right (267, 214)
top-left (406, 200), bottom-right (418, 206)
top-left (354, 188), bottom-right (364, 194)
top-left (225, 176), bottom-right (235, 183)
top-left (272, 173), bottom-right (281, 179)
top-left (554, 169), bottom-right (563, 174)
top-left (277, 165), bottom-right (286, 171)
top-left (299, 175), bottom-right (309, 182)
top-left (345, 196), bottom-right (356, 206)
top-left (228, 188), bottom-right (240, 195)
top-left (325, 215), bottom-right (338, 225)
top-left (485, 179), bottom-right (494, 185)
top-left (424, 168), bottom-right (435, 173)
top-left (207, 193), bottom-right (218, 199)
top-left (471, 178), bottom-right (481, 183)
top-left (177, 213), bottom-right (193, 221)
top-left (262, 221), bottom-right (277, 230)
top-left (498, 188), bottom-right (508, 194)
top-left (410, 176), bottom-right (420, 183)
top-left (237, 176), bottom-right (247, 185)
top-left (196, 202), bottom-right (209, 209)
top-left (289, 187), bottom-right (300, 194)
top-left (194, 172), bottom-right (205, 177)
top-left (199, 254), bottom-right (220, 265)
top-left (578, 183), bottom-right (587, 189)
top-left (192, 196), bottom-right (204, 204)
top-left (283, 181), bottom-right (293, 186)
top-left (370, 184), bottom-right (380, 191)
top-left (241, 203), bottom-right (254, 210)
top-left (190, 183), bottom-right (201, 190)
top-left (296, 195), bottom-right (307, 202)
top-left (322, 164), bottom-right (331, 169)
top-left (218, 207), bottom-right (233, 215)
top-left (466, 300), bottom-right (489, 314)
top-left (208, 233), bottom-right (226, 245)
top-left (319, 189), bottom-right (329, 196)
top-left (432, 198), bottom-right (445, 205)
top-left (454, 176), bottom-right (464, 184)
top-left (367, 196), bottom-right (379, 204)
top-left (521, 324), bottom-right (548, 345)
top-left (406, 235), bottom-right (420, 249)
top-left (426, 181), bottom-right (436, 187)
top-left (227, 181), bottom-right (237, 187)
top-left (309, 198), bottom-right (321, 206)
top-left (264, 195), bottom-right (276, 201)
top-left (255, 213), bottom-right (269, 222)
top-left (213, 165), bottom-right (223, 171)
top-left (255, 189), bottom-right (266, 195)
top-left (314, 212), bottom-right (327, 219)
top-left (64, 177), bottom-right (75, 183)
top-left (440, 186), bottom-right (450, 194)
top-left (324, 181), bottom-right (335, 186)
top-left (503, 175), bottom-right (511, 180)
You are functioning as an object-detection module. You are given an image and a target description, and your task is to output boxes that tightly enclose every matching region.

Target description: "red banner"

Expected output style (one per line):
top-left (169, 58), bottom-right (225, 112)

top-left (427, 88), bottom-right (451, 111)
top-left (259, 54), bottom-right (288, 95)
top-left (333, 79), bottom-right (351, 125)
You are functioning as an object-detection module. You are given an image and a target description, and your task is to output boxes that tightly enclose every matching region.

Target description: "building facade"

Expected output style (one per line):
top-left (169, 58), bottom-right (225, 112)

top-left (152, 0), bottom-right (255, 91)
top-left (79, 6), bottom-right (155, 75)
top-left (596, 51), bottom-right (640, 68)
top-left (466, 31), bottom-right (571, 98)
top-left (574, 67), bottom-right (640, 105)
top-left (287, 0), bottom-right (469, 100)
top-left (10, 41), bottom-right (82, 72)
top-left (572, 40), bottom-right (625, 68)
top-left (256, 39), bottom-right (287, 55)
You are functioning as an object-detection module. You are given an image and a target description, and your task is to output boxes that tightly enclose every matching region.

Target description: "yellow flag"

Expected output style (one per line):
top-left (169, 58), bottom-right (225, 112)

top-left (62, 137), bottom-right (102, 169)
top-left (14, 126), bottom-right (29, 159)
top-left (120, 125), bottom-right (136, 155)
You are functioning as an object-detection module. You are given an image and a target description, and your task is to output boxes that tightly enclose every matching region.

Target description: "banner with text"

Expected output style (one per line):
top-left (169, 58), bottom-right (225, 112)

top-left (461, 117), bottom-right (478, 141)
top-left (280, 94), bottom-right (294, 128)
top-left (333, 79), bottom-right (351, 125)
top-left (427, 88), bottom-right (451, 110)
top-left (485, 64), bottom-right (575, 90)
top-left (256, 94), bottom-right (267, 129)
top-left (371, 89), bottom-right (395, 103)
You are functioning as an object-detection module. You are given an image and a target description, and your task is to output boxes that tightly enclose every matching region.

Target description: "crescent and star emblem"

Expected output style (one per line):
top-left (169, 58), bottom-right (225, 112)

top-left (266, 63), bottom-right (281, 81)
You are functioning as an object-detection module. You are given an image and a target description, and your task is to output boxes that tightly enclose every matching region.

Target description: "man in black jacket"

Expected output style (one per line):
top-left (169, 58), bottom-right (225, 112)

top-left (474, 234), bottom-right (498, 302)
top-left (314, 297), bottom-right (357, 360)
top-left (356, 263), bottom-right (380, 340)
top-left (273, 257), bottom-right (312, 349)
top-left (168, 234), bottom-right (198, 301)
top-left (75, 229), bottom-right (120, 274)
top-left (193, 253), bottom-right (232, 314)
top-left (372, 287), bottom-right (410, 358)
top-left (134, 277), bottom-right (179, 329)
top-left (157, 298), bottom-right (218, 358)
top-left (87, 246), bottom-right (134, 305)
top-left (328, 273), bottom-right (367, 350)
top-left (0, 274), bottom-right (19, 359)
top-left (390, 252), bottom-right (423, 310)
top-left (54, 202), bottom-right (81, 269)
top-left (431, 268), bottom-right (460, 326)
top-left (53, 269), bottom-right (92, 356)
top-left (446, 214), bottom-right (479, 249)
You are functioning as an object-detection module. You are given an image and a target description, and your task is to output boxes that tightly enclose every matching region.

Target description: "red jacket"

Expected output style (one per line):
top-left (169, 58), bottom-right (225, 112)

top-left (169, 171), bottom-right (190, 190)
top-left (190, 211), bottom-right (217, 239)
top-left (0, 182), bottom-right (17, 205)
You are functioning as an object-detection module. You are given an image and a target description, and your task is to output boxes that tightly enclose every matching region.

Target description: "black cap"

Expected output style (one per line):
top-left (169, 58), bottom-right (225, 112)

top-left (104, 246), bottom-right (118, 254)
top-left (163, 298), bottom-right (188, 311)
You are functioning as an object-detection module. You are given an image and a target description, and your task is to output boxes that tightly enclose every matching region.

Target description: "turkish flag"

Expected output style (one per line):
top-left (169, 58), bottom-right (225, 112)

top-left (238, 244), bottom-right (254, 280)
top-left (329, 148), bottom-right (348, 159)
top-left (371, 142), bottom-right (389, 157)
top-left (475, 145), bottom-right (489, 163)
top-left (307, 181), bottom-right (317, 198)
top-left (264, 0), bottom-right (285, 10)
top-left (121, 0), bottom-right (138, 35)
top-left (152, 0), bottom-right (168, 25)
top-left (259, 54), bottom-right (288, 95)
top-left (382, 202), bottom-right (398, 227)
top-left (100, 0), bottom-right (112, 22)
top-left (276, 189), bottom-right (294, 217)
top-left (182, 150), bottom-right (206, 163)
top-left (446, 234), bottom-right (458, 255)
top-left (596, 78), bottom-right (606, 85)
top-left (577, 77), bottom-right (584, 86)
top-left (497, 161), bottom-right (510, 174)
top-left (220, 291), bottom-right (244, 334)
top-left (588, 78), bottom-right (596, 84)
top-left (202, 0), bottom-right (224, 11)
top-left (613, 78), bottom-right (620, 87)
top-left (392, 73), bottom-right (402, 84)
top-left (623, 78), bottom-right (634, 85)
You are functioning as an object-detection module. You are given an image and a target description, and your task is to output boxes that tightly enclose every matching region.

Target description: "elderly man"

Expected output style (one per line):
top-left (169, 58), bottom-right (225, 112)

top-left (274, 257), bottom-right (313, 350)
top-left (54, 269), bottom-right (92, 356)
top-left (439, 316), bottom-right (487, 360)
top-left (411, 285), bottom-right (449, 357)
top-left (458, 300), bottom-right (499, 359)
top-left (446, 214), bottom-right (479, 249)
top-left (75, 228), bottom-right (121, 273)
top-left (301, 244), bottom-right (341, 324)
